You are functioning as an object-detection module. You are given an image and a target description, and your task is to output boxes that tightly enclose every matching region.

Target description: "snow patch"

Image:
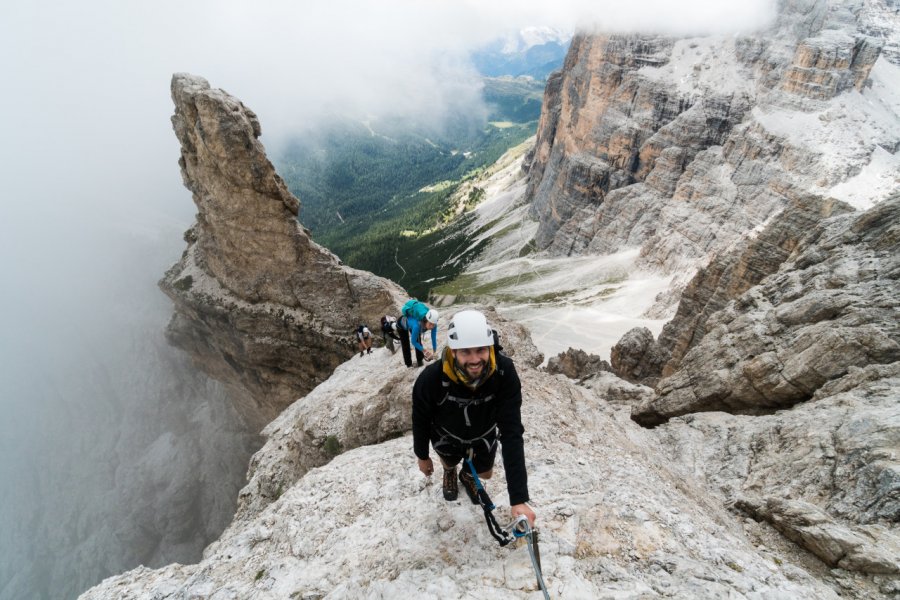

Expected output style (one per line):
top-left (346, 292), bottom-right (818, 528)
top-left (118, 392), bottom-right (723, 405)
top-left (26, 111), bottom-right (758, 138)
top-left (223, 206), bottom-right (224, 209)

top-left (752, 56), bottom-right (900, 193)
top-left (828, 145), bottom-right (900, 210)
top-left (639, 36), bottom-right (756, 97)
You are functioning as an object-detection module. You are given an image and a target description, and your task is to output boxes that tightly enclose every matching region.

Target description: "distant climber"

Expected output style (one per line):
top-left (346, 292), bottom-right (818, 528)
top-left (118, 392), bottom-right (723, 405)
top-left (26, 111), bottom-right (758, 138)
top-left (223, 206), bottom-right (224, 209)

top-left (381, 315), bottom-right (400, 354)
top-left (397, 299), bottom-right (439, 368)
top-left (412, 309), bottom-right (535, 526)
top-left (355, 324), bottom-right (373, 356)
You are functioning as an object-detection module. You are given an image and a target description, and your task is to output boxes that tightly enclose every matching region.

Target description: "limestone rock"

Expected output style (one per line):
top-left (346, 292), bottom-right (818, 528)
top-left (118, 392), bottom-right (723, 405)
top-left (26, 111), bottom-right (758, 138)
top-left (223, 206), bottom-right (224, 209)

top-left (523, 0), bottom-right (895, 292)
top-left (610, 326), bottom-right (667, 386)
top-left (526, 33), bottom-right (756, 267)
top-left (644, 359), bottom-right (899, 584)
top-left (652, 362), bottom-right (900, 528)
top-left (634, 195), bottom-right (900, 425)
top-left (545, 347), bottom-right (611, 380)
top-left (780, 30), bottom-right (882, 100)
top-left (580, 371), bottom-right (656, 407)
top-left (80, 356), bottom-right (844, 599)
top-left (736, 497), bottom-right (900, 575)
top-left (160, 74), bottom-right (406, 426)
top-left (637, 192), bottom-right (852, 383)
top-left (235, 348), bottom-right (417, 520)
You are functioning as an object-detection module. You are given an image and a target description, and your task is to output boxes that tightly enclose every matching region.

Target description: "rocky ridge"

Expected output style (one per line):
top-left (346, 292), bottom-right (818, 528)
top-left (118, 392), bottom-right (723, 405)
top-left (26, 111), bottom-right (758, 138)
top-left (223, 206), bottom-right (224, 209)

top-left (160, 74), bottom-right (405, 427)
top-left (83, 315), bottom-right (884, 599)
top-left (234, 307), bottom-right (543, 521)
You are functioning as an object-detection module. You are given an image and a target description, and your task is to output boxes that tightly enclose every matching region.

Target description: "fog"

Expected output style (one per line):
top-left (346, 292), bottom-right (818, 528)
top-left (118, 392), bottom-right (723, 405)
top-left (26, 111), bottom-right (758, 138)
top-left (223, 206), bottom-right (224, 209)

top-left (0, 1), bottom-right (776, 598)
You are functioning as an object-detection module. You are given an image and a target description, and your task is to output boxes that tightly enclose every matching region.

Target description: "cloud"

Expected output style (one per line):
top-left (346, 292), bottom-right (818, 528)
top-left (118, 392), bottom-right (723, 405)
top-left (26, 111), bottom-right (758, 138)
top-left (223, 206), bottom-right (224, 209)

top-left (1, 0), bottom-right (778, 162)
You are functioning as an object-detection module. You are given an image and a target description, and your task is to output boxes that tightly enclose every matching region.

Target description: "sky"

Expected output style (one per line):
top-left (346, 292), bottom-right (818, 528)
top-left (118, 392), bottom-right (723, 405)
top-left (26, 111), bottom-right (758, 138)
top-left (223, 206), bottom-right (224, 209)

top-left (0, 0), bottom-right (777, 596)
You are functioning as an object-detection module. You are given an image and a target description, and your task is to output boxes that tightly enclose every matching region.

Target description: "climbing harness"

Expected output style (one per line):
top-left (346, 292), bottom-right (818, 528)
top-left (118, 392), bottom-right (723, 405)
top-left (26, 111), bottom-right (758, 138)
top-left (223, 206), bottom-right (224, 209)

top-left (464, 458), bottom-right (550, 599)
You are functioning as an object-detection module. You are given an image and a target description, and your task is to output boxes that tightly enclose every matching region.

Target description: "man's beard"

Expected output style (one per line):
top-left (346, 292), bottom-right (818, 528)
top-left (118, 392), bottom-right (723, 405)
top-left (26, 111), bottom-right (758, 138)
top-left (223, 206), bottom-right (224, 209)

top-left (459, 360), bottom-right (486, 378)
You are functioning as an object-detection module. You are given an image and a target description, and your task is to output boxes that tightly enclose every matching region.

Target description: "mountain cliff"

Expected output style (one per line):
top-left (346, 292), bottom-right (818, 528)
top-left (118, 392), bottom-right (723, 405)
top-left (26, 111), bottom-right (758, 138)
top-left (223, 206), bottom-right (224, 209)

top-left (524, 0), bottom-right (896, 295)
top-left (160, 74), bottom-right (406, 427)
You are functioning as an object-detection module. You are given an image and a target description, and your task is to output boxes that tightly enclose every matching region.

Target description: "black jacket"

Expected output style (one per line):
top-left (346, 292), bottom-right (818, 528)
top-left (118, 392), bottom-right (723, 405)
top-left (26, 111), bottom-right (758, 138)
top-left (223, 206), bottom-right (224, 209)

top-left (412, 351), bottom-right (529, 505)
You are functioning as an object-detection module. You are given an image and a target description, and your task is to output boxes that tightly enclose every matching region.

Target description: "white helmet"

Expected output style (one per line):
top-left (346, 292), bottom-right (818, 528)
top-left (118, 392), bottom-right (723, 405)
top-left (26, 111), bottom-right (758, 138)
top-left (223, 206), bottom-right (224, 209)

top-left (446, 310), bottom-right (494, 349)
top-left (425, 309), bottom-right (440, 324)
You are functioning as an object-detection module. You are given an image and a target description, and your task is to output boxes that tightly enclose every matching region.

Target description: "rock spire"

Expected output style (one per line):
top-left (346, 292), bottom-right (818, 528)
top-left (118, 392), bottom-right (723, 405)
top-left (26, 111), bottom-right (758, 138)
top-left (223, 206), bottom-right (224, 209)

top-left (160, 74), bottom-right (406, 426)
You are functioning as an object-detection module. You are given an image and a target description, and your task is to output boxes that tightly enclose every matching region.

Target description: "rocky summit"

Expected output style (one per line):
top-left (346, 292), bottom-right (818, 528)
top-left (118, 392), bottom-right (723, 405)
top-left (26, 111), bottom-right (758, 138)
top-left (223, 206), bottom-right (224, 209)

top-left (83, 0), bottom-right (899, 597)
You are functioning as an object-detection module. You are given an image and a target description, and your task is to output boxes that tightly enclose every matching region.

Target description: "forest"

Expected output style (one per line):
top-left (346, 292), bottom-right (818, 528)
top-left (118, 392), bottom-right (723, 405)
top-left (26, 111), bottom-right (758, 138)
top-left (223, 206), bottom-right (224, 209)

top-left (276, 77), bottom-right (544, 298)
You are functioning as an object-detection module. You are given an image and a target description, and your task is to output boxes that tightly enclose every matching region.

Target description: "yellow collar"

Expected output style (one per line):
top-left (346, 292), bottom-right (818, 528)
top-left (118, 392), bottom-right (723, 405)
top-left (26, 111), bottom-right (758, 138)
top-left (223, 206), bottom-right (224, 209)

top-left (442, 346), bottom-right (497, 389)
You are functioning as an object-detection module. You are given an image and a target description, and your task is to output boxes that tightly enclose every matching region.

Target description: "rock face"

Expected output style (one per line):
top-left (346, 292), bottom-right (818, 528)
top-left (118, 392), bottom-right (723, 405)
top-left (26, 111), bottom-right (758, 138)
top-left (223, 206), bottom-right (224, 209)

top-left (652, 361), bottom-right (900, 576)
top-left (736, 497), bottom-right (899, 575)
top-left (610, 326), bottom-right (667, 386)
top-left (634, 195), bottom-right (900, 425)
top-left (545, 347), bottom-right (611, 380)
top-left (651, 193), bottom-right (852, 381)
top-left (161, 74), bottom-right (406, 427)
top-left (616, 196), bottom-right (900, 587)
top-left (780, 30), bottom-right (882, 100)
top-left (580, 371), bottom-right (656, 407)
top-left (524, 0), bottom-right (892, 286)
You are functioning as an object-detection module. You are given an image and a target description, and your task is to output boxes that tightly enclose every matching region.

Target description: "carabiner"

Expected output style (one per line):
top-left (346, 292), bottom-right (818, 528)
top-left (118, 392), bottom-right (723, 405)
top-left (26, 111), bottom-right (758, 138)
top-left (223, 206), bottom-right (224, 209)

top-left (506, 514), bottom-right (530, 538)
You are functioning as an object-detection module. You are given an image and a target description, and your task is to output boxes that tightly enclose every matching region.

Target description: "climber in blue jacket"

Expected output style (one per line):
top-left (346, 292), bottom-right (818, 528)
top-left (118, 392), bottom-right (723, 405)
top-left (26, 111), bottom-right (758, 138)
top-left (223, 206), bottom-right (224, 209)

top-left (397, 305), bottom-right (439, 368)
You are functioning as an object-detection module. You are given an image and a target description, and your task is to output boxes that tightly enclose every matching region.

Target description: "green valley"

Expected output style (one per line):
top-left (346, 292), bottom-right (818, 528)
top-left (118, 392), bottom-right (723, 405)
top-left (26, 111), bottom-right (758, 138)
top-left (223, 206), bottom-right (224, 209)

top-left (275, 77), bottom-right (545, 298)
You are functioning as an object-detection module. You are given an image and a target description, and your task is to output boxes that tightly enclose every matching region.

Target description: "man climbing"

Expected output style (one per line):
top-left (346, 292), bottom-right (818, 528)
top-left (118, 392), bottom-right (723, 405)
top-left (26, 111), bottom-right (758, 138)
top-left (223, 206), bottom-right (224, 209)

top-left (355, 324), bottom-right (373, 356)
top-left (381, 315), bottom-right (400, 354)
top-left (412, 309), bottom-right (536, 527)
top-left (397, 300), bottom-right (439, 368)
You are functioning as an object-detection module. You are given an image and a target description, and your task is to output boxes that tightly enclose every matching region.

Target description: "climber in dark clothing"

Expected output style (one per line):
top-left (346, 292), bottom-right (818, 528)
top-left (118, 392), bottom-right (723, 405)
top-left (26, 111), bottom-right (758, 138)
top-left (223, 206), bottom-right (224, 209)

top-left (381, 315), bottom-right (401, 354)
top-left (412, 309), bottom-right (535, 526)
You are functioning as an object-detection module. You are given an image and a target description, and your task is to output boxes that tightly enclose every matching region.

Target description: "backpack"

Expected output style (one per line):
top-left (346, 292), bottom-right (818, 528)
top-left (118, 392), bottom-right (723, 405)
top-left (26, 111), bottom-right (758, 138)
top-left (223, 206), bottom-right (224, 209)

top-left (401, 299), bottom-right (429, 321)
top-left (491, 329), bottom-right (504, 354)
top-left (380, 315), bottom-right (397, 334)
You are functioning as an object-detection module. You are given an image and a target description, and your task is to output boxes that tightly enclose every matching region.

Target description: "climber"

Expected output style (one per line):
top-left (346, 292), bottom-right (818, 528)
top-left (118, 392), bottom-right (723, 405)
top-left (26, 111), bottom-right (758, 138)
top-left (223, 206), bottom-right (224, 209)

top-left (355, 324), bottom-right (373, 356)
top-left (381, 315), bottom-right (401, 354)
top-left (412, 309), bottom-right (535, 527)
top-left (396, 300), bottom-right (439, 368)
